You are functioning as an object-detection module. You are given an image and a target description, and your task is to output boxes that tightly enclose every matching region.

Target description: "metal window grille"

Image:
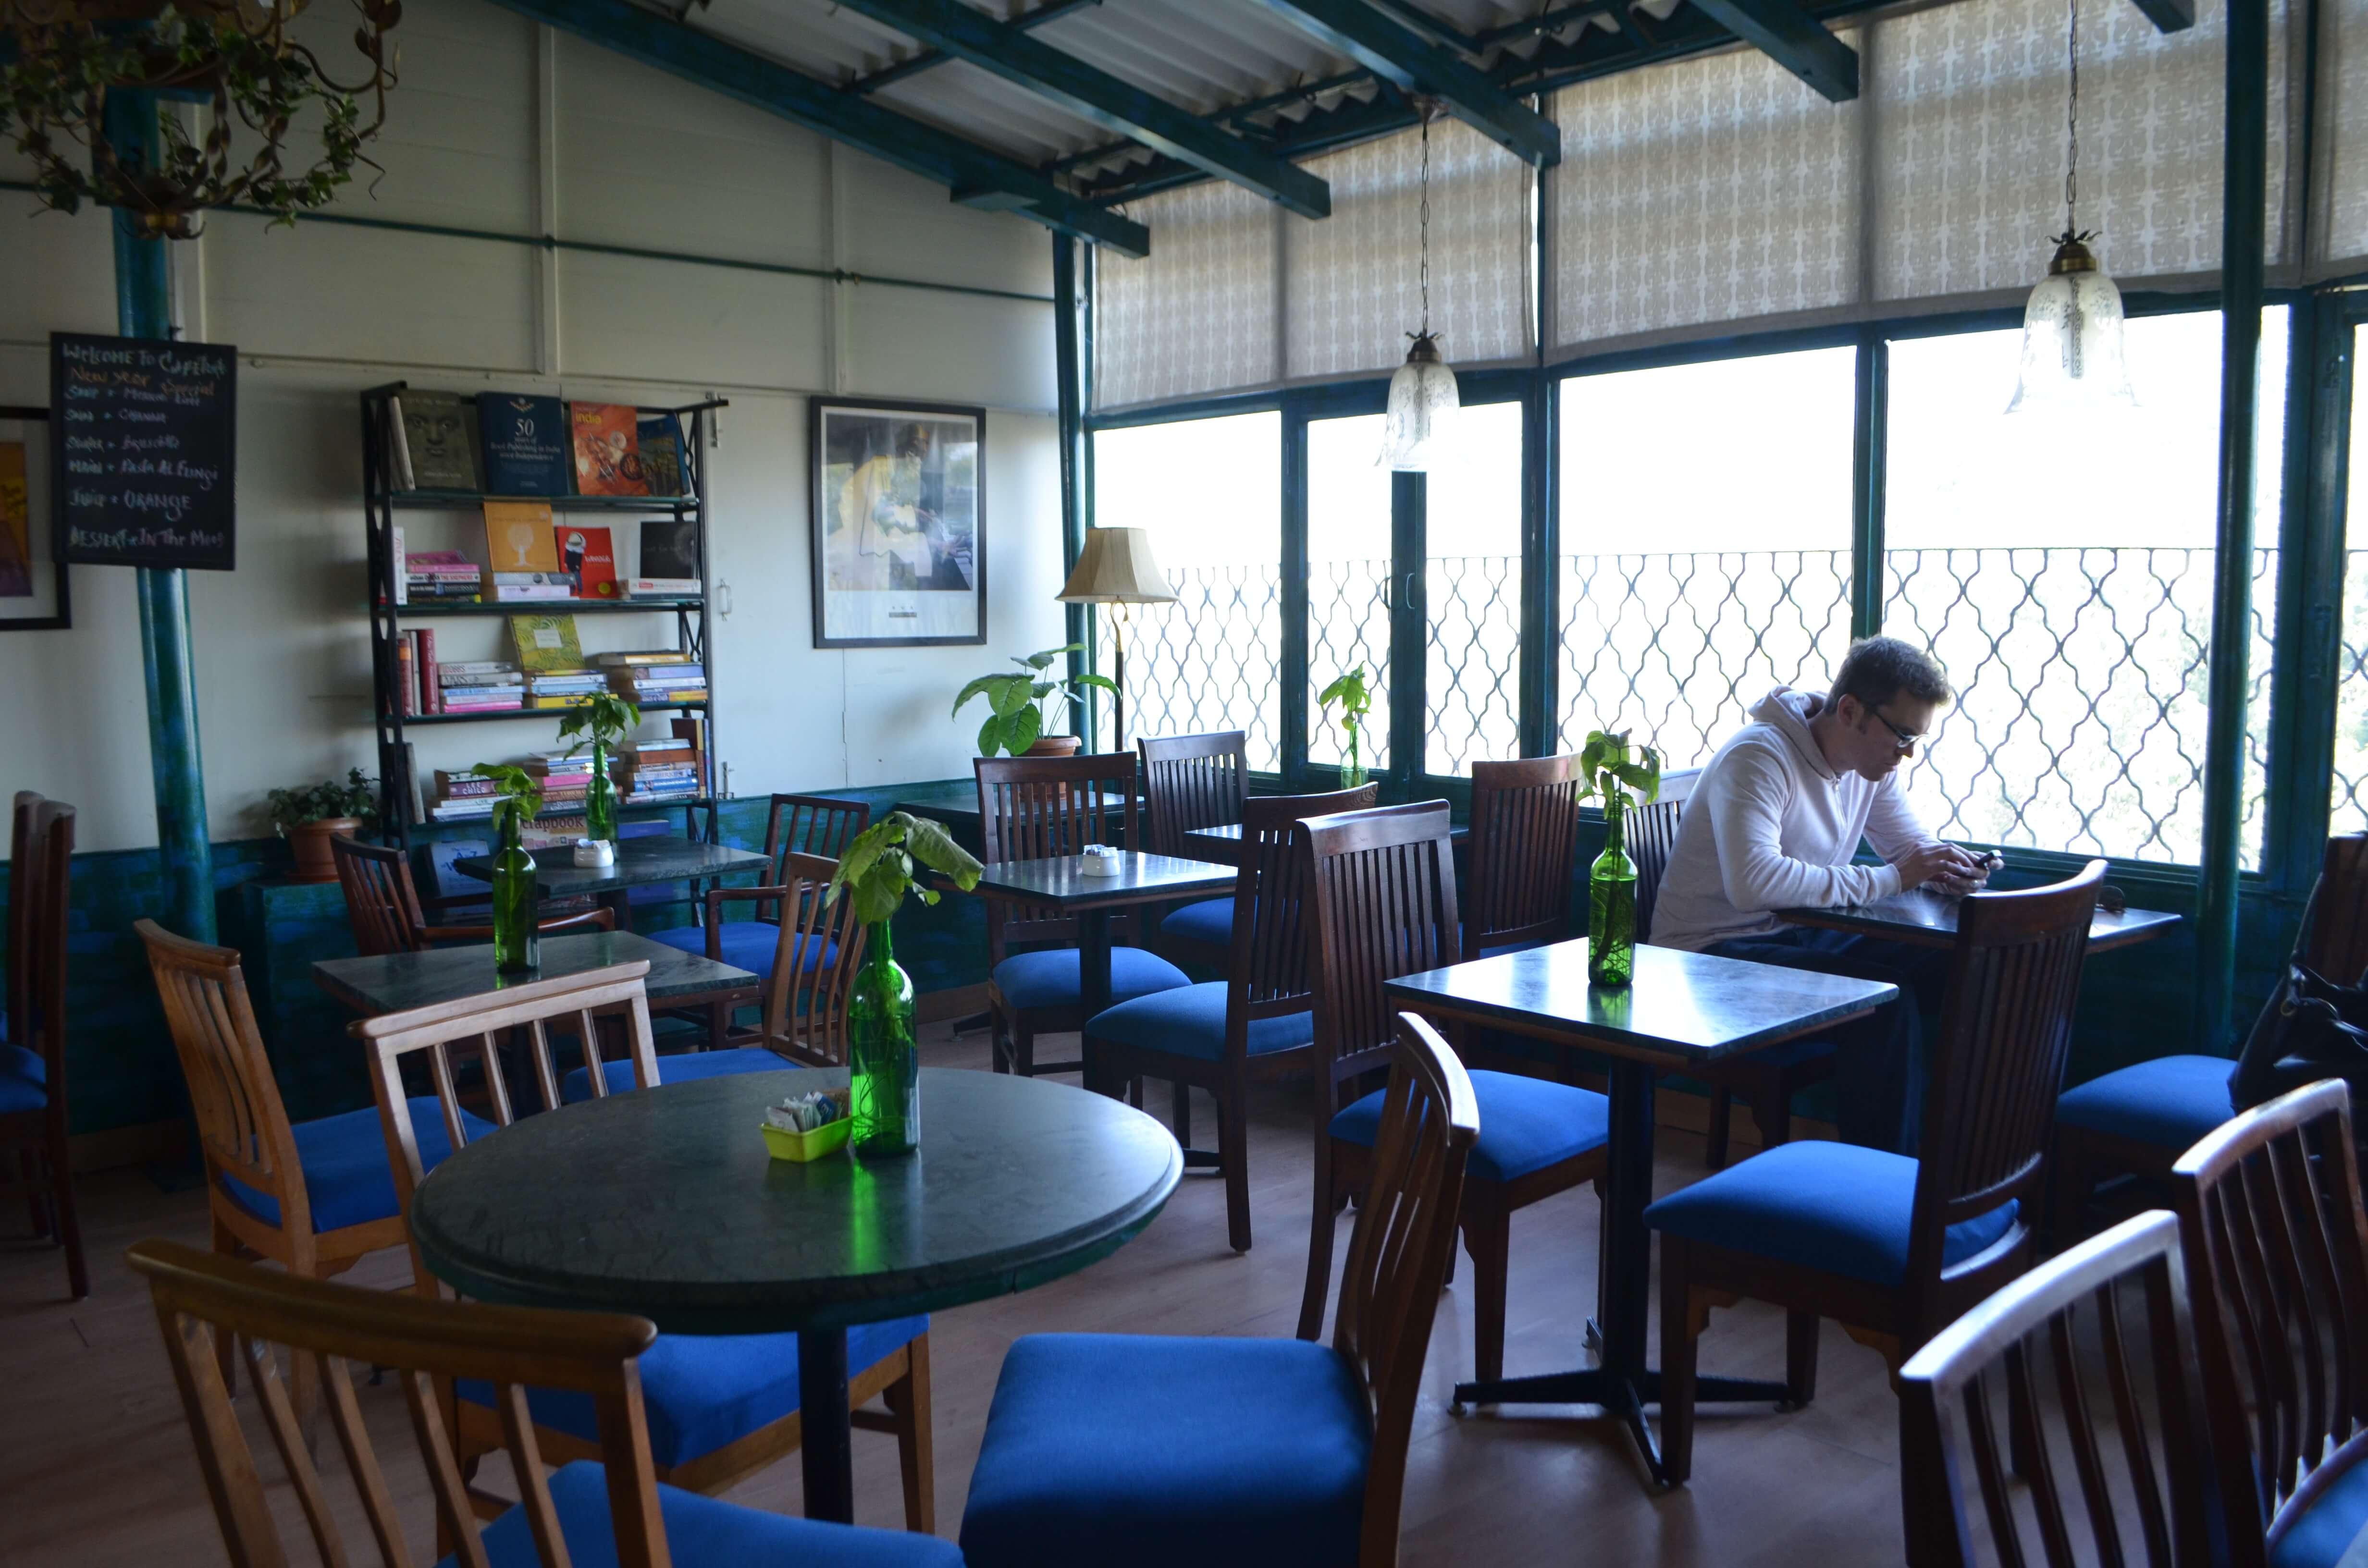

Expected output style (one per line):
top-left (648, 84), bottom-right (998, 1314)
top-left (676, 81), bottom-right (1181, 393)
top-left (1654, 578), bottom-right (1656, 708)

top-left (1127, 563), bottom-right (1283, 772)
top-left (1307, 558), bottom-right (1392, 771)
top-left (1426, 554), bottom-right (1524, 774)
top-left (2326, 552), bottom-right (2368, 836)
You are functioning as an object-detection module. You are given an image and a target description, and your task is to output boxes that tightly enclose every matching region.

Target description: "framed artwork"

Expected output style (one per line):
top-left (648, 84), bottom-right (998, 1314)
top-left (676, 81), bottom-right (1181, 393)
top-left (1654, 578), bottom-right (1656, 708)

top-left (810, 397), bottom-right (986, 648)
top-left (0, 407), bottom-right (68, 631)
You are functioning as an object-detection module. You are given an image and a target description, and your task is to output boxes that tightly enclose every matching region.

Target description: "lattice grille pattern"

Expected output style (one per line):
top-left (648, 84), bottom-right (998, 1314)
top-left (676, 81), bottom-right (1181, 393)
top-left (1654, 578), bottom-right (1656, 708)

top-left (2330, 552), bottom-right (2368, 835)
top-left (1309, 559), bottom-right (1393, 772)
top-left (1128, 564), bottom-right (1283, 772)
top-left (1427, 555), bottom-right (1523, 774)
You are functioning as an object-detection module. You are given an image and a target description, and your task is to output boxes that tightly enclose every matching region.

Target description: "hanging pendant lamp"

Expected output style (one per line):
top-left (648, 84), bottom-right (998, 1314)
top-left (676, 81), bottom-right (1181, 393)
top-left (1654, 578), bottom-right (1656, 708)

top-left (2008, 0), bottom-right (2136, 413)
top-left (1379, 106), bottom-right (1461, 469)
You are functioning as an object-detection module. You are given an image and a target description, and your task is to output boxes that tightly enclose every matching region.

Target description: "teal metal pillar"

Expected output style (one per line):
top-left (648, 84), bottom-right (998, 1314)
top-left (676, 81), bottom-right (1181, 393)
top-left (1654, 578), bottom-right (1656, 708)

top-left (2196, 0), bottom-right (2269, 1050)
top-left (106, 90), bottom-right (215, 943)
top-left (1053, 234), bottom-right (1095, 749)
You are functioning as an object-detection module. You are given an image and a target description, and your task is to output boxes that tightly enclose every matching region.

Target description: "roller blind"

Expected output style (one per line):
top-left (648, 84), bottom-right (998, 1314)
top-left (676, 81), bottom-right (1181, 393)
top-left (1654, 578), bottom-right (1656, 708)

top-left (2314, 0), bottom-right (2368, 273)
top-left (1093, 178), bottom-right (1279, 412)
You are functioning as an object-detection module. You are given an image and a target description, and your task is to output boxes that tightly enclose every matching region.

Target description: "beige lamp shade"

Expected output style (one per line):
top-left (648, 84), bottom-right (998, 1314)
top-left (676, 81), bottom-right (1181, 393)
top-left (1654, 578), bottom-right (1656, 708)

top-left (1056, 527), bottom-right (1178, 604)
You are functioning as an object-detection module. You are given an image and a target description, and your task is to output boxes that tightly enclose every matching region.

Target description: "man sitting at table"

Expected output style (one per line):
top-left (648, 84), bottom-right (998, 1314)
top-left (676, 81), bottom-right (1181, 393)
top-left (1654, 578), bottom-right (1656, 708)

top-left (1649, 636), bottom-right (1989, 1155)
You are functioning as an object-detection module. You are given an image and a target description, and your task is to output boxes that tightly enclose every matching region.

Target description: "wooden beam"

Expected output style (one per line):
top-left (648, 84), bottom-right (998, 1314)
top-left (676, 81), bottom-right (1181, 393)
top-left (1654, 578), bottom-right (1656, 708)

top-left (475, 0), bottom-right (1148, 256)
top-left (831, 0), bottom-right (1332, 217)
top-left (1685, 0), bottom-right (1859, 101)
top-left (2125, 0), bottom-right (2196, 32)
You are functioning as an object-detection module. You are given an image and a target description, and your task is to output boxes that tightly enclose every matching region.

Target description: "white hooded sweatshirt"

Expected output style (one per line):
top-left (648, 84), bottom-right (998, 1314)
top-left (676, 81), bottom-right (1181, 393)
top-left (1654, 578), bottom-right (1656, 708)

top-left (1648, 687), bottom-right (1943, 953)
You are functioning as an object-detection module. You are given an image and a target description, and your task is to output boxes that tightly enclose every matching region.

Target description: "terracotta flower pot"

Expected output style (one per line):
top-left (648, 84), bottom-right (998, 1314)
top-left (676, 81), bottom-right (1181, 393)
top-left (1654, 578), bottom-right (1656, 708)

top-left (1024, 735), bottom-right (1083, 758)
top-left (286, 817), bottom-right (363, 883)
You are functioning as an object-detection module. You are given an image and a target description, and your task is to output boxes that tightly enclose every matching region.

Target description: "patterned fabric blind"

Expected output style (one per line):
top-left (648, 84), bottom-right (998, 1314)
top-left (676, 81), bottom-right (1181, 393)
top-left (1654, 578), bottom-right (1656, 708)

top-left (2316, 0), bottom-right (2368, 272)
top-left (1093, 179), bottom-right (1279, 411)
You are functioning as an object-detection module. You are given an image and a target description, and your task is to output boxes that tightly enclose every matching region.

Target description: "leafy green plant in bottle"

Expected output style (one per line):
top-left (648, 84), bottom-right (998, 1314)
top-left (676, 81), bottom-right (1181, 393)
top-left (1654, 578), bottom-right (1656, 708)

top-left (1318, 665), bottom-right (1375, 787)
top-left (471, 763), bottom-right (545, 973)
top-left (557, 690), bottom-right (640, 845)
top-left (1577, 729), bottom-right (1661, 988)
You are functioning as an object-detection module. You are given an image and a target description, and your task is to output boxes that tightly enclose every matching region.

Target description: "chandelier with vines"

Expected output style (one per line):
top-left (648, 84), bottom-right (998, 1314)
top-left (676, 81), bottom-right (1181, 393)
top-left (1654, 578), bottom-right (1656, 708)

top-left (0, 1), bottom-right (400, 238)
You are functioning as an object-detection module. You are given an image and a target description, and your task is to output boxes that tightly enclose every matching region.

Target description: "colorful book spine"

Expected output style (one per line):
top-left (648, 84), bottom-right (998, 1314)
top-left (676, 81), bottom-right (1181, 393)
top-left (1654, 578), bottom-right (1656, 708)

top-left (395, 637), bottom-right (415, 717)
top-left (417, 627), bottom-right (439, 714)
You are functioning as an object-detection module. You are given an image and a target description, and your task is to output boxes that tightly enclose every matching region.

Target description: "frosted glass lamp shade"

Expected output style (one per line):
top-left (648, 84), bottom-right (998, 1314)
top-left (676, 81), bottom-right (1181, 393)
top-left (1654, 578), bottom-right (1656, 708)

top-left (1379, 331), bottom-right (1460, 470)
top-left (2007, 240), bottom-right (2136, 413)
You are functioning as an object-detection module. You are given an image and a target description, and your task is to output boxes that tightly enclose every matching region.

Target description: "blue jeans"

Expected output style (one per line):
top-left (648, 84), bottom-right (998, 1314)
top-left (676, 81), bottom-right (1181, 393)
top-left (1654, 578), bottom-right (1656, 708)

top-left (1704, 928), bottom-right (1955, 1156)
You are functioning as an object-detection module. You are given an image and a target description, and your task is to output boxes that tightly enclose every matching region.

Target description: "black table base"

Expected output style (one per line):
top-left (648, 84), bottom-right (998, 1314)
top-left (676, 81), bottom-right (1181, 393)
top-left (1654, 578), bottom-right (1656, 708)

top-left (797, 1327), bottom-right (853, 1522)
top-left (1447, 1060), bottom-right (1792, 1487)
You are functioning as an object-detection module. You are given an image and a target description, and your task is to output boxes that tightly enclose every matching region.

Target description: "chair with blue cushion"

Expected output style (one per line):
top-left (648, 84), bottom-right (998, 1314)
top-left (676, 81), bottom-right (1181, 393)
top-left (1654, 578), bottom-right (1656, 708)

top-left (2171, 1078), bottom-right (2368, 1568)
top-left (2054, 833), bottom-right (2368, 1238)
top-left (1137, 730), bottom-right (1249, 972)
top-left (1295, 800), bottom-right (1611, 1384)
top-left (961, 1010), bottom-right (1478, 1568)
top-left (361, 963), bottom-right (935, 1532)
top-left (1897, 1209), bottom-right (2216, 1567)
top-left (977, 752), bottom-right (1190, 1079)
top-left (1, 796), bottom-right (85, 1298)
top-left (129, 1237), bottom-right (961, 1568)
top-left (1647, 860), bottom-right (2106, 1484)
top-left (1088, 784), bottom-right (1375, 1253)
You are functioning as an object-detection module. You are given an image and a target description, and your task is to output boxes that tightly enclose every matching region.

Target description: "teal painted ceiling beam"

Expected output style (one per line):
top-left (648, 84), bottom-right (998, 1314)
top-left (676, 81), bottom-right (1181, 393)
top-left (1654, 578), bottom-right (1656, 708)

top-left (828, 0), bottom-right (1332, 218)
top-left (2126, 0), bottom-right (2195, 31)
top-left (1686, 0), bottom-right (1858, 100)
top-left (476, 0), bottom-right (1148, 256)
top-left (1249, 0), bottom-right (1561, 166)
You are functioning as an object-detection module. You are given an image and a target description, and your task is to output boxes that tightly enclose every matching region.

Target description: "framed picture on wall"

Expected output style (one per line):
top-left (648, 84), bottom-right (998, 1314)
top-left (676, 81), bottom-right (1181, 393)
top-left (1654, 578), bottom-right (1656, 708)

top-left (0, 406), bottom-right (68, 632)
top-left (810, 396), bottom-right (986, 648)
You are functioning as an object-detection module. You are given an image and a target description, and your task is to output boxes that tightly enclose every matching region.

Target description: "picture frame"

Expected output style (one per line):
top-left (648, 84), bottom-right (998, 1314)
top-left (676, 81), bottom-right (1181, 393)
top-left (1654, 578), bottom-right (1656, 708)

top-left (810, 396), bottom-right (986, 648)
top-left (0, 406), bottom-right (69, 631)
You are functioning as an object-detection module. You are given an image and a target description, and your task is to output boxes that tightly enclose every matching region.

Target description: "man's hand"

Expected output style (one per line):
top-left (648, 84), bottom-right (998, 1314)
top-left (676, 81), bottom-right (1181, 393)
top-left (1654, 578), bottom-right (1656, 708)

top-left (1894, 840), bottom-right (1986, 894)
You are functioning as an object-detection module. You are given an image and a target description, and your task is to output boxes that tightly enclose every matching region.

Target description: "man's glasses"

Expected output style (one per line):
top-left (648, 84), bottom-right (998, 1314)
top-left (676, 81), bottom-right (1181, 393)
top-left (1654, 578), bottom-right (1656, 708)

top-left (1869, 708), bottom-right (1925, 754)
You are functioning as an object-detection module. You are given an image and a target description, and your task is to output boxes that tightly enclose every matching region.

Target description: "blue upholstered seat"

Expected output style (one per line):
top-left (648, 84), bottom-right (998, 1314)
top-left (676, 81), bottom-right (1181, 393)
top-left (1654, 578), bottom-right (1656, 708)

top-left (1159, 897), bottom-right (1234, 948)
top-left (2055, 1054), bottom-right (2237, 1151)
top-left (959, 1333), bottom-right (1372, 1568)
top-left (1644, 1139), bottom-right (2018, 1286)
top-left (220, 1098), bottom-right (493, 1233)
top-left (448, 1458), bottom-right (962, 1568)
top-left (562, 1047), bottom-right (797, 1103)
top-left (2268, 1450), bottom-right (2368, 1568)
top-left (1085, 981), bottom-right (1314, 1062)
top-left (1331, 1069), bottom-right (1608, 1184)
top-left (459, 1316), bottom-right (927, 1469)
top-left (992, 947), bottom-right (1189, 1013)
top-left (646, 924), bottom-right (835, 983)
top-left (0, 1041), bottom-right (45, 1115)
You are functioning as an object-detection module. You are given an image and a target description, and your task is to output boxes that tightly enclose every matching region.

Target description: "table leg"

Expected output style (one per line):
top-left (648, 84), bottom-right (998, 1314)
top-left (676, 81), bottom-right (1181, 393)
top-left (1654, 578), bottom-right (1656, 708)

top-left (602, 887), bottom-right (634, 934)
top-left (797, 1326), bottom-right (854, 1523)
top-left (1077, 907), bottom-right (1114, 1097)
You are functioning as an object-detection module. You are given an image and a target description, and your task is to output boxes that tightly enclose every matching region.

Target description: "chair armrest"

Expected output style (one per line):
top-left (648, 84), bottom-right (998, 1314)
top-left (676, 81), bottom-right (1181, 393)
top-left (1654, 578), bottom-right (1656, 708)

top-left (420, 923), bottom-right (496, 945)
top-left (535, 906), bottom-right (616, 935)
top-left (418, 888), bottom-right (493, 913)
top-left (703, 885), bottom-right (789, 961)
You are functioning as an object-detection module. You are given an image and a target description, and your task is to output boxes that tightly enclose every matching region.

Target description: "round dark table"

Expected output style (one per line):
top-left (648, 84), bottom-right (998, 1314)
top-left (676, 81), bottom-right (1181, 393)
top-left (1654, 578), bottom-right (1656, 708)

top-left (409, 1066), bottom-right (1182, 1523)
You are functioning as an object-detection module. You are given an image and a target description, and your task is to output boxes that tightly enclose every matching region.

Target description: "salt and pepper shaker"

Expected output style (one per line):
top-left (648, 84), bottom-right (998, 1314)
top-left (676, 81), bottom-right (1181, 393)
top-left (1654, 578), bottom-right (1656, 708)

top-left (1079, 843), bottom-right (1124, 877)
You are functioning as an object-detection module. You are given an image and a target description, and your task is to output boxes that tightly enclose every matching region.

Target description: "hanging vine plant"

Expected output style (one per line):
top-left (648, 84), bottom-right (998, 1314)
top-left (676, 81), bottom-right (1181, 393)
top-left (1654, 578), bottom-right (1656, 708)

top-left (0, 1), bottom-right (401, 238)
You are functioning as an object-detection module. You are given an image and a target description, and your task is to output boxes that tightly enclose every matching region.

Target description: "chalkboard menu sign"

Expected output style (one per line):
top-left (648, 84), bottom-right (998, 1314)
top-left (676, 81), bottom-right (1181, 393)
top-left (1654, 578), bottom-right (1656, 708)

top-left (49, 332), bottom-right (236, 571)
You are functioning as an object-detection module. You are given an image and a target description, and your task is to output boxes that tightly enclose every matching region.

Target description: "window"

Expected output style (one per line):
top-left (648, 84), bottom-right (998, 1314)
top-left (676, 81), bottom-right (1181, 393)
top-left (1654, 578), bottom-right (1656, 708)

top-left (1307, 412), bottom-right (1394, 775)
top-left (2339, 332), bottom-right (2368, 838)
top-left (1556, 346), bottom-right (1858, 768)
top-left (1884, 308), bottom-right (2287, 867)
top-left (1092, 412), bottom-right (1283, 771)
top-left (1423, 400), bottom-right (1526, 774)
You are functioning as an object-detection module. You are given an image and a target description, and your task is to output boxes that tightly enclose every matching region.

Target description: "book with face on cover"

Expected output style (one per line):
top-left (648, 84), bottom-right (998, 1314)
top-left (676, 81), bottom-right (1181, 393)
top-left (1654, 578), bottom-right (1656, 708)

top-left (570, 403), bottom-right (649, 497)
top-left (477, 392), bottom-right (572, 496)
top-left (508, 612), bottom-right (585, 674)
top-left (395, 392), bottom-right (483, 491)
top-left (482, 501), bottom-right (558, 574)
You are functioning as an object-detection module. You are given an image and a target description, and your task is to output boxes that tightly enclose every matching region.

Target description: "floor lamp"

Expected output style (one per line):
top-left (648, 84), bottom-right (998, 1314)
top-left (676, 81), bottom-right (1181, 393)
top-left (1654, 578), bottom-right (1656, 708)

top-left (1056, 527), bottom-right (1177, 753)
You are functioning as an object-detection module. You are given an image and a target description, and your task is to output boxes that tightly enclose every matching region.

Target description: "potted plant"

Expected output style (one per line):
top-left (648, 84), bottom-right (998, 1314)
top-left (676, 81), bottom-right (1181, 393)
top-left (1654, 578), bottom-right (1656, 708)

top-left (266, 768), bottom-right (378, 883)
top-left (952, 644), bottom-right (1116, 758)
top-left (557, 691), bottom-right (640, 845)
top-left (470, 763), bottom-right (544, 973)
top-left (1318, 666), bottom-right (1375, 787)
top-left (1575, 729), bottom-right (1662, 988)
top-left (826, 811), bottom-right (983, 1154)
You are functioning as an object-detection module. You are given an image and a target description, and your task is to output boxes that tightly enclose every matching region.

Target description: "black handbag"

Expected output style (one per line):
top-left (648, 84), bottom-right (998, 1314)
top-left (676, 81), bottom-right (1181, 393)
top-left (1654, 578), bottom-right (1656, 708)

top-left (2229, 960), bottom-right (2368, 1112)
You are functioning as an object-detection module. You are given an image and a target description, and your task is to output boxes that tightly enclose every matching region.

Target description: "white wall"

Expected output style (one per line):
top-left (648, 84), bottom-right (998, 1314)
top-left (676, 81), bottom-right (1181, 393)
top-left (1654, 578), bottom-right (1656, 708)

top-left (0, 0), bottom-right (1068, 854)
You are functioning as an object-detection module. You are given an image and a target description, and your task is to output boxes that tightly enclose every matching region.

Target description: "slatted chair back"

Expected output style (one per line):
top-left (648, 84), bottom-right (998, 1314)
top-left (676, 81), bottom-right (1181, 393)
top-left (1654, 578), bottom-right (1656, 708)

top-left (137, 920), bottom-right (314, 1239)
top-left (1628, 767), bottom-right (1700, 943)
top-left (14, 801), bottom-right (71, 1087)
top-left (1905, 861), bottom-right (2107, 1324)
top-left (1464, 755), bottom-right (1585, 960)
top-left (1138, 731), bottom-right (1248, 858)
top-left (1225, 785), bottom-right (1377, 1033)
top-left (7, 790), bottom-right (39, 1040)
top-left (1897, 1211), bottom-right (2217, 1568)
top-left (1332, 1011), bottom-right (1479, 1568)
top-left (756, 794), bottom-right (873, 923)
top-left (2171, 1078), bottom-right (2368, 1565)
top-left (762, 849), bottom-right (871, 1067)
top-left (974, 752), bottom-right (1143, 961)
top-left (127, 1237), bottom-right (672, 1568)
top-left (1301, 802), bottom-right (1461, 1115)
top-left (2301, 833), bottom-right (2368, 981)
top-left (332, 834), bottom-right (432, 956)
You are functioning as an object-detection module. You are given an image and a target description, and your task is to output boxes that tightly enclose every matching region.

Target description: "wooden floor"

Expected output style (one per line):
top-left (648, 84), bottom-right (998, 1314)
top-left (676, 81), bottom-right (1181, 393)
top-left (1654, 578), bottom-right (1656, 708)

top-left (0, 1023), bottom-right (1912, 1566)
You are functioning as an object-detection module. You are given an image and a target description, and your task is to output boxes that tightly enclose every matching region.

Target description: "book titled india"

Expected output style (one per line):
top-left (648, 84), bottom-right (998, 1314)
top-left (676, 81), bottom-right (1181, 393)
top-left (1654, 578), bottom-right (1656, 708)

top-left (509, 612), bottom-right (585, 674)
top-left (637, 413), bottom-right (688, 498)
top-left (477, 392), bottom-right (572, 496)
top-left (570, 403), bottom-right (649, 497)
top-left (396, 391), bottom-right (483, 491)
top-left (556, 523), bottom-right (619, 599)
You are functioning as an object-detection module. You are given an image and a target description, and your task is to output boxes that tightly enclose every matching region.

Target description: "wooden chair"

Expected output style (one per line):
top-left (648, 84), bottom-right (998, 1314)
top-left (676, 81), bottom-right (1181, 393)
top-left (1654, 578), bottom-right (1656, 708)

top-left (127, 1237), bottom-right (962, 1568)
top-left (2054, 834), bottom-right (2368, 1234)
top-left (2170, 1078), bottom-right (2368, 1568)
top-left (358, 964), bottom-right (936, 1532)
top-left (1, 796), bottom-right (85, 1298)
top-left (1647, 860), bottom-right (2105, 1484)
top-left (1137, 730), bottom-right (1249, 970)
top-left (959, 1010), bottom-right (1478, 1568)
top-left (1086, 784), bottom-right (1375, 1253)
top-left (976, 752), bottom-right (1189, 1078)
top-left (1295, 800), bottom-right (1611, 1384)
top-left (331, 833), bottom-right (613, 956)
top-left (1463, 753), bottom-right (1587, 959)
top-left (1896, 1210), bottom-right (2217, 1567)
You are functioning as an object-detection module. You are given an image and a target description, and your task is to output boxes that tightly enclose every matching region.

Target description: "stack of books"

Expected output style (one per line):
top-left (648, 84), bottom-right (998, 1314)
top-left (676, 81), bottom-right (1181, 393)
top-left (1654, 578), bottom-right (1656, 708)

top-left (524, 751), bottom-right (593, 813)
top-left (427, 770), bottom-right (500, 822)
top-left (596, 650), bottom-right (706, 705)
top-left (525, 669), bottom-right (607, 708)
top-left (617, 735), bottom-right (704, 803)
top-left (440, 660), bottom-right (526, 713)
top-left (401, 547), bottom-right (483, 606)
top-left (487, 570), bottom-right (573, 603)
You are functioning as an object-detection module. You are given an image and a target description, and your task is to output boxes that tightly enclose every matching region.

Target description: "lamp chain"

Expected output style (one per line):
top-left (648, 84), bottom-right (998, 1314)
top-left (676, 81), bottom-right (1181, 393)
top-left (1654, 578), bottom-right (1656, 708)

top-left (2064, 0), bottom-right (2081, 238)
top-left (1418, 114), bottom-right (1432, 337)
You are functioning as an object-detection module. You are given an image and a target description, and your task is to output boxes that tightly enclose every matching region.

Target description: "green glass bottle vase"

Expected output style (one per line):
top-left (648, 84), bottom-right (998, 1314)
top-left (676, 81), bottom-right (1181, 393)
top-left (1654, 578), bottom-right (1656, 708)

top-left (491, 798), bottom-right (541, 973)
top-left (1340, 724), bottom-right (1369, 789)
top-left (1588, 791), bottom-right (1638, 988)
top-left (584, 739), bottom-right (617, 845)
top-left (849, 919), bottom-right (919, 1154)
